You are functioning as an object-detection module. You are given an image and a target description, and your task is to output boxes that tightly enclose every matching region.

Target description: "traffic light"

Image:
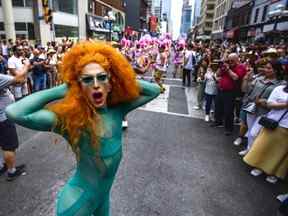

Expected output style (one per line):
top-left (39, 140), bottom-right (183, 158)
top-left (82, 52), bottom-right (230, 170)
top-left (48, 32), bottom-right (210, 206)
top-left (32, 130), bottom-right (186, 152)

top-left (42, 0), bottom-right (52, 24)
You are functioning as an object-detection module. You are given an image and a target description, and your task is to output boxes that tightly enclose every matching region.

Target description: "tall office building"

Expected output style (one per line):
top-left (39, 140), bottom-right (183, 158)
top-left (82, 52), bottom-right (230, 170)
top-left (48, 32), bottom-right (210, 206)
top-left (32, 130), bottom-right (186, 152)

top-left (198, 0), bottom-right (216, 39)
top-left (180, 0), bottom-right (193, 36)
top-left (211, 0), bottom-right (233, 40)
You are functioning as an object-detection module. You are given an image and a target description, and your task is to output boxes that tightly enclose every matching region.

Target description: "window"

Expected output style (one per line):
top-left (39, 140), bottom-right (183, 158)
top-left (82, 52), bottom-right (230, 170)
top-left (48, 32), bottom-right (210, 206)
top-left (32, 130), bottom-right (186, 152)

top-left (254, 8), bottom-right (259, 23)
top-left (12, 0), bottom-right (24, 6)
top-left (88, 0), bottom-right (94, 13)
top-left (55, 25), bottom-right (78, 38)
top-left (25, 0), bottom-right (33, 7)
top-left (15, 23), bottom-right (27, 31)
top-left (262, 5), bottom-right (268, 22)
top-left (0, 22), bottom-right (4, 31)
top-left (27, 23), bottom-right (35, 40)
top-left (53, 0), bottom-right (77, 14)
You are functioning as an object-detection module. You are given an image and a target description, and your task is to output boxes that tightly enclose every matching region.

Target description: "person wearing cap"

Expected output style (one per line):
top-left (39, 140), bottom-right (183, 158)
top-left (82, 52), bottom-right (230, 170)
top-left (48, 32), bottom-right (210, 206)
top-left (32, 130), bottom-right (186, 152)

top-left (46, 48), bottom-right (57, 88)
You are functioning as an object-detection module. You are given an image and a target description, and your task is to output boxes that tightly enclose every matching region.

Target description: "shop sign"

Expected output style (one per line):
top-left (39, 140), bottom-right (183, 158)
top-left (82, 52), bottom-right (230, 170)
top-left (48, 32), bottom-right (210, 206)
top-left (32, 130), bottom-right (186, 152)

top-left (263, 23), bottom-right (275, 33)
top-left (87, 14), bottom-right (109, 33)
top-left (277, 21), bottom-right (288, 31)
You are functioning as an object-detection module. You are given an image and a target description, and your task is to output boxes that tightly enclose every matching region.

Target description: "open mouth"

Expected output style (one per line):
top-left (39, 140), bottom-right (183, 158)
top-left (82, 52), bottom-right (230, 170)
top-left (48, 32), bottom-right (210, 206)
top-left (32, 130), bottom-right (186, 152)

top-left (92, 92), bottom-right (103, 100)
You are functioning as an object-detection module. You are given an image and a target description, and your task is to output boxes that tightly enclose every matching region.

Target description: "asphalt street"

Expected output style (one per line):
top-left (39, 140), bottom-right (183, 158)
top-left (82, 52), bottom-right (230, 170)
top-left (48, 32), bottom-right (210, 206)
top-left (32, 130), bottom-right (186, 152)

top-left (0, 65), bottom-right (286, 216)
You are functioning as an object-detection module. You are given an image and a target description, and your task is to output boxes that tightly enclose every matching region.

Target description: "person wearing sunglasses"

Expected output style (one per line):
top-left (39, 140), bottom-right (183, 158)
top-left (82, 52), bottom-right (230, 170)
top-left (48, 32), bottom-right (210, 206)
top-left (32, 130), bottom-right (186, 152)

top-left (5, 42), bottom-right (161, 216)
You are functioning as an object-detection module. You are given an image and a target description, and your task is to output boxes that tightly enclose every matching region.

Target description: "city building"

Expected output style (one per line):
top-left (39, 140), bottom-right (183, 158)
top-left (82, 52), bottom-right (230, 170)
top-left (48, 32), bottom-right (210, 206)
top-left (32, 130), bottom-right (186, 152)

top-left (124, 0), bottom-right (148, 38)
top-left (248, 0), bottom-right (288, 43)
top-left (0, 0), bottom-right (126, 45)
top-left (87, 0), bottom-right (126, 41)
top-left (211, 0), bottom-right (233, 40)
top-left (198, 0), bottom-right (216, 40)
top-left (192, 0), bottom-right (201, 26)
top-left (161, 0), bottom-right (171, 33)
top-left (180, 0), bottom-right (193, 37)
top-left (224, 1), bottom-right (254, 42)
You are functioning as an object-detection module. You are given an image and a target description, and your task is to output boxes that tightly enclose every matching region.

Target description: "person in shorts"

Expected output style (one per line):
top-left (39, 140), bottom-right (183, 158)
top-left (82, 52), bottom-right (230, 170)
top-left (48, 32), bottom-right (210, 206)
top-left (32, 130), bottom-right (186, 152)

top-left (0, 59), bottom-right (29, 181)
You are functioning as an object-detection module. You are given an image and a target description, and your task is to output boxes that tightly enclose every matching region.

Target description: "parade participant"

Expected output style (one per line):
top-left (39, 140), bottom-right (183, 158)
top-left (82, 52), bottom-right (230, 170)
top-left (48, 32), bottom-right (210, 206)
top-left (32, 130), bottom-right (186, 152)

top-left (154, 43), bottom-right (168, 93)
top-left (5, 41), bottom-right (160, 216)
top-left (173, 40), bottom-right (185, 78)
top-left (0, 59), bottom-right (29, 181)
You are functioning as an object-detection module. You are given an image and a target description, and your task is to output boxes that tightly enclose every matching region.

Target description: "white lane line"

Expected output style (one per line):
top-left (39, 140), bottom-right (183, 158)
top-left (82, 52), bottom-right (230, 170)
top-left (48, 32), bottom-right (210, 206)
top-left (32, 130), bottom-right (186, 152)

top-left (141, 84), bottom-right (170, 113)
top-left (138, 108), bottom-right (192, 118)
top-left (142, 76), bottom-right (182, 81)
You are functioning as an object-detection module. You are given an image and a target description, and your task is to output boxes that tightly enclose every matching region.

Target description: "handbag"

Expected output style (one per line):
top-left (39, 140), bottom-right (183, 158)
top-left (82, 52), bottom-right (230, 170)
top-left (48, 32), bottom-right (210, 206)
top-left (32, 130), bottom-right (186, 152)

top-left (259, 110), bottom-right (288, 130)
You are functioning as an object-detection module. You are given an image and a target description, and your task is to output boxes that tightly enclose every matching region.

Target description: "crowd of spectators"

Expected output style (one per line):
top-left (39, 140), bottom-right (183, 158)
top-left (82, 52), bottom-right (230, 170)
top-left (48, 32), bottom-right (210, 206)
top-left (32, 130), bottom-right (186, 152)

top-left (179, 40), bottom-right (288, 214)
top-left (0, 38), bottom-right (74, 100)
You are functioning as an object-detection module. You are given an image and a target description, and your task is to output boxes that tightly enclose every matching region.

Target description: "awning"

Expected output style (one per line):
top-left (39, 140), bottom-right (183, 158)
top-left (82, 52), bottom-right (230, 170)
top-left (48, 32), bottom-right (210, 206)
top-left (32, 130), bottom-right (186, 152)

top-left (225, 27), bottom-right (239, 39)
top-left (86, 14), bottom-right (110, 33)
top-left (277, 21), bottom-right (288, 31)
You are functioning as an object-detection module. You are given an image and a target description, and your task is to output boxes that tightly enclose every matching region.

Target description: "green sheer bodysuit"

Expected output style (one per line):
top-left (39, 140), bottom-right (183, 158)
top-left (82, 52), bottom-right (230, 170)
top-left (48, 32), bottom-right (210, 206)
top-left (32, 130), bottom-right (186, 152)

top-left (5, 80), bottom-right (160, 216)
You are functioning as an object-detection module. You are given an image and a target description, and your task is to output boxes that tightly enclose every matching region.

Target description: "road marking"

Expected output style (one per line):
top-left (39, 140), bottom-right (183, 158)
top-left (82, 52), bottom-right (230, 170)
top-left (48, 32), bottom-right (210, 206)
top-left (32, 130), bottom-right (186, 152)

top-left (138, 83), bottom-right (204, 119)
top-left (142, 76), bottom-right (182, 82)
top-left (141, 84), bottom-right (170, 113)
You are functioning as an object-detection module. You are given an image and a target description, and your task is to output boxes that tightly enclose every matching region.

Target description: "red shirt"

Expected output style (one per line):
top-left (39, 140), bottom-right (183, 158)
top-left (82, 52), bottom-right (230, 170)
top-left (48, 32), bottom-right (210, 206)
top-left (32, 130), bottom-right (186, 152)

top-left (218, 64), bottom-right (247, 91)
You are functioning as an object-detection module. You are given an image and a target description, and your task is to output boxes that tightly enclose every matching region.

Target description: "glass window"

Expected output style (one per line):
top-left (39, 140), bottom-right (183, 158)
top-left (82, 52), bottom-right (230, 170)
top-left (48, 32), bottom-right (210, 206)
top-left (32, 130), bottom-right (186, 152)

top-left (0, 22), bottom-right (4, 31)
top-left (27, 23), bottom-right (35, 40)
top-left (15, 23), bottom-right (27, 31)
top-left (25, 0), bottom-right (33, 7)
top-left (53, 0), bottom-right (77, 14)
top-left (55, 25), bottom-right (78, 38)
top-left (12, 0), bottom-right (24, 7)
top-left (88, 0), bottom-right (94, 13)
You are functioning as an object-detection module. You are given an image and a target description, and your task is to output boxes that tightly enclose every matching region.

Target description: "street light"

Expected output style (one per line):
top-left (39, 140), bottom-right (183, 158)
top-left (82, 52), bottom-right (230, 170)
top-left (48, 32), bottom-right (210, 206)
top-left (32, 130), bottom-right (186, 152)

top-left (104, 10), bottom-right (116, 41)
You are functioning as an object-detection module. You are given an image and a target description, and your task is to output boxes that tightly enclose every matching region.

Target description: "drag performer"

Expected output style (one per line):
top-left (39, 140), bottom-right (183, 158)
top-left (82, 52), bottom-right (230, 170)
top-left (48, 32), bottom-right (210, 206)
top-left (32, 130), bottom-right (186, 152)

top-left (5, 42), bottom-right (160, 216)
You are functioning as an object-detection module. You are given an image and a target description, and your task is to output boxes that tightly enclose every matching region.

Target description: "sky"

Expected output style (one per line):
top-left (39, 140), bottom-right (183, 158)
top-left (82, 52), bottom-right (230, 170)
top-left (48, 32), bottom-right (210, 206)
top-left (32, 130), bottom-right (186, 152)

top-left (170, 0), bottom-right (183, 39)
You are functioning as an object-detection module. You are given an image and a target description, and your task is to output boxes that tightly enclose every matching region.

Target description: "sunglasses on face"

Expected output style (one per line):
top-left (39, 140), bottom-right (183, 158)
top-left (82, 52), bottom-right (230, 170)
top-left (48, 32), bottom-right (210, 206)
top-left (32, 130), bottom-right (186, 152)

top-left (79, 72), bottom-right (109, 86)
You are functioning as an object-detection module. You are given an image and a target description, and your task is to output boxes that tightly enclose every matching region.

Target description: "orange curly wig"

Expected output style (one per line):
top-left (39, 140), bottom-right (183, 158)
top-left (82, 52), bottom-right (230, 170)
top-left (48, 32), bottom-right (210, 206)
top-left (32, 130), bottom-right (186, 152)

top-left (48, 41), bottom-right (140, 152)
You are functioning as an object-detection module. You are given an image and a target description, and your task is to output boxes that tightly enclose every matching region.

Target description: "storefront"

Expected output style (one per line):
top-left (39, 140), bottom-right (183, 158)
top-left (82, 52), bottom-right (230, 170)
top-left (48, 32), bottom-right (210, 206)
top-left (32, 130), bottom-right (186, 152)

top-left (86, 14), bottom-right (109, 40)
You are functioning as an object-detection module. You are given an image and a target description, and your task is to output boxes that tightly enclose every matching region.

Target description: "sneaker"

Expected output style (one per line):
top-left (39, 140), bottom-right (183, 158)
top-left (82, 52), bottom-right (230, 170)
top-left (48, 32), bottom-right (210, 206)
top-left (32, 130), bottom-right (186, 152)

top-left (250, 168), bottom-right (263, 177)
top-left (6, 164), bottom-right (26, 182)
top-left (205, 115), bottom-right (210, 122)
top-left (238, 149), bottom-right (249, 156)
top-left (122, 121), bottom-right (128, 129)
top-left (0, 163), bottom-right (7, 176)
top-left (193, 105), bottom-right (200, 110)
top-left (233, 137), bottom-right (243, 146)
top-left (266, 176), bottom-right (278, 184)
top-left (277, 194), bottom-right (288, 202)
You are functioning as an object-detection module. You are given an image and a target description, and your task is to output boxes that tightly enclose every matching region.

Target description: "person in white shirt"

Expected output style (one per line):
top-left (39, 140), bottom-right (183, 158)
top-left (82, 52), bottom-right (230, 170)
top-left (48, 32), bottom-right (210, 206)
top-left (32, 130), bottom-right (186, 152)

top-left (243, 84), bottom-right (288, 184)
top-left (183, 44), bottom-right (195, 87)
top-left (8, 45), bottom-right (30, 100)
top-left (1, 40), bottom-right (9, 60)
